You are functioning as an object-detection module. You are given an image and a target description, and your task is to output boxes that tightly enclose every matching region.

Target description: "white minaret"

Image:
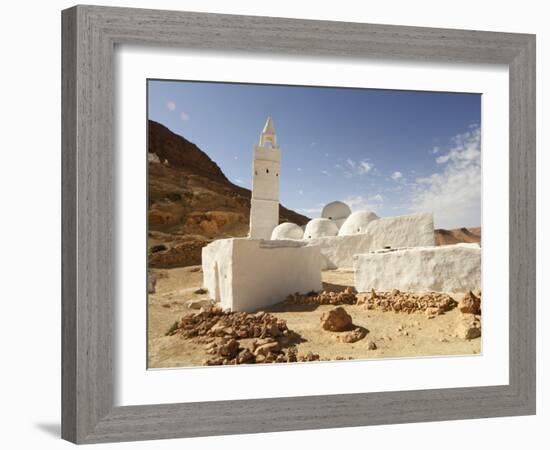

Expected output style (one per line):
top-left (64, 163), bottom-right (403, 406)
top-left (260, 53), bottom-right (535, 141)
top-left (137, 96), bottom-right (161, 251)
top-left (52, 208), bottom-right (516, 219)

top-left (249, 116), bottom-right (281, 239)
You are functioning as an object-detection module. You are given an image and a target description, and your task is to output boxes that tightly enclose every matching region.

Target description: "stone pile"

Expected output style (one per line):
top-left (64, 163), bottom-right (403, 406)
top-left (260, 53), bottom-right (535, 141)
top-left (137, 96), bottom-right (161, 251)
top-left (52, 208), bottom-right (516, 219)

top-left (167, 305), bottom-right (289, 340)
top-left (357, 289), bottom-right (457, 317)
top-left (285, 287), bottom-right (357, 306)
top-left (166, 305), bottom-right (321, 365)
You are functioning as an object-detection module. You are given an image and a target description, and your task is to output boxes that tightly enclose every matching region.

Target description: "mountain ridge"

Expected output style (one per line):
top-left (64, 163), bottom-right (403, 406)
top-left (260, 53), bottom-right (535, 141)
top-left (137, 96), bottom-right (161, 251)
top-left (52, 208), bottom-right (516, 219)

top-left (147, 120), bottom-right (310, 267)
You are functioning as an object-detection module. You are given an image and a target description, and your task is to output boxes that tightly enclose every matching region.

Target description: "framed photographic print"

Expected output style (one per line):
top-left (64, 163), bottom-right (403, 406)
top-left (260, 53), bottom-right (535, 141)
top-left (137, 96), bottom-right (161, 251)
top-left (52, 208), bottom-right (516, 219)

top-left (62, 5), bottom-right (536, 444)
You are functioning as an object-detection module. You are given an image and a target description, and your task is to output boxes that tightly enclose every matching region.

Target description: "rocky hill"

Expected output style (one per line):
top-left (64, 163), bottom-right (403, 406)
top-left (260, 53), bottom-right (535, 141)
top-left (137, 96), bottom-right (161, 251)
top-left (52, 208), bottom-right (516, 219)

top-left (147, 120), bottom-right (310, 268)
top-left (435, 227), bottom-right (481, 246)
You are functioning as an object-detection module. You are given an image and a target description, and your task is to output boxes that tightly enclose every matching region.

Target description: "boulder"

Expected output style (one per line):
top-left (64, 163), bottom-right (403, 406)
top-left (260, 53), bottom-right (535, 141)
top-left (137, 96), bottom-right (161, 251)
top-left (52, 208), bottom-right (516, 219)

top-left (336, 327), bottom-right (367, 343)
top-left (456, 315), bottom-right (481, 340)
top-left (458, 291), bottom-right (482, 315)
top-left (320, 307), bottom-right (353, 331)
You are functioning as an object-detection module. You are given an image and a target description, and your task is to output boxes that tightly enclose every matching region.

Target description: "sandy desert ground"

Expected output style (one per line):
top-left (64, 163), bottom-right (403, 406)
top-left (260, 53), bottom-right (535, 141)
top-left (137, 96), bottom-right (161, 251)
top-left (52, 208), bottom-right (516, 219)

top-left (147, 266), bottom-right (481, 368)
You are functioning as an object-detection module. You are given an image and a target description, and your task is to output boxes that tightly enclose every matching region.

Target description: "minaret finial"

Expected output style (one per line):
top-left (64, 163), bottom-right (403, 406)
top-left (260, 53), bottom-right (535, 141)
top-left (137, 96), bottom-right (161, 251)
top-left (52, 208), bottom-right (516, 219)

top-left (260, 116), bottom-right (277, 147)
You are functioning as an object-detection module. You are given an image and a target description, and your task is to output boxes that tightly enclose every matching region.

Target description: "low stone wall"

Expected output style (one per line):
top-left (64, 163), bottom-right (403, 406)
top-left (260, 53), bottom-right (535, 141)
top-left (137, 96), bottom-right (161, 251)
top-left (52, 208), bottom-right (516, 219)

top-left (307, 212), bottom-right (435, 269)
top-left (203, 238), bottom-right (322, 312)
top-left (354, 243), bottom-right (481, 293)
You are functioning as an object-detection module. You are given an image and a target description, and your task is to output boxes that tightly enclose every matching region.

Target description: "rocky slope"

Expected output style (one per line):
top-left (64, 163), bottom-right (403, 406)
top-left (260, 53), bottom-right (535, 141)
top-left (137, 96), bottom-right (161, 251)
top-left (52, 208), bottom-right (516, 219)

top-left (147, 120), bottom-right (310, 268)
top-left (434, 227), bottom-right (481, 246)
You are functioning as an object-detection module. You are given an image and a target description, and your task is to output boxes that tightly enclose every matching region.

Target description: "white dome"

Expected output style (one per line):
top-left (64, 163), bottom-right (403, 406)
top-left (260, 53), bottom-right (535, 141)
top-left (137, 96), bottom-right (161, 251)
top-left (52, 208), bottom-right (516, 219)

top-left (321, 201), bottom-right (352, 222)
top-left (304, 218), bottom-right (339, 239)
top-left (338, 210), bottom-right (380, 236)
top-left (271, 222), bottom-right (304, 240)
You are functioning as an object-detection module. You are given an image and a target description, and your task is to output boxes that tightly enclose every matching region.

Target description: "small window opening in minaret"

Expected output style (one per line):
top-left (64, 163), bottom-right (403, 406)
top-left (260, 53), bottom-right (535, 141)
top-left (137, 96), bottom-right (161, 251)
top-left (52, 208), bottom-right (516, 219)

top-left (255, 170), bottom-right (257, 175)
top-left (276, 173), bottom-right (278, 177)
top-left (266, 168), bottom-right (269, 174)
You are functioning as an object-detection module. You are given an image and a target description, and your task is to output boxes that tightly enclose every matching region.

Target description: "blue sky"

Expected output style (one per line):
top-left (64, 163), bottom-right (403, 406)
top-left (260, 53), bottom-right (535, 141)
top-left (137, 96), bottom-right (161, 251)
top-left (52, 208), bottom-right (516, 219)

top-left (148, 80), bottom-right (481, 229)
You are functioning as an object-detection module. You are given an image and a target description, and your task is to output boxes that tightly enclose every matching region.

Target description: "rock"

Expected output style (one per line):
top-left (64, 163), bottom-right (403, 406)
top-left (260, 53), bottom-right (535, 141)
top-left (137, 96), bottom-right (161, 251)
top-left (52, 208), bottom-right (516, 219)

top-left (425, 306), bottom-right (442, 318)
top-left (194, 288), bottom-right (208, 295)
top-left (252, 337), bottom-right (276, 350)
top-left (237, 348), bottom-right (255, 364)
top-left (218, 339), bottom-right (240, 358)
top-left (337, 327), bottom-right (367, 343)
top-left (299, 351), bottom-right (320, 362)
top-left (367, 341), bottom-right (377, 350)
top-left (458, 291), bottom-right (481, 315)
top-left (205, 357), bottom-right (224, 366)
top-left (185, 299), bottom-right (213, 310)
top-left (320, 307), bottom-right (353, 331)
top-left (286, 347), bottom-right (298, 363)
top-left (456, 315), bottom-right (481, 340)
top-left (254, 341), bottom-right (281, 357)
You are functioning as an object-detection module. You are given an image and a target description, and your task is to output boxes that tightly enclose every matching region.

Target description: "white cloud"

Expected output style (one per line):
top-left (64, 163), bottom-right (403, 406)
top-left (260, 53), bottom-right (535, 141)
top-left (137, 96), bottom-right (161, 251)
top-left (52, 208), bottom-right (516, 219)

top-left (321, 170), bottom-right (330, 176)
top-left (410, 125), bottom-right (481, 228)
top-left (298, 189), bottom-right (304, 195)
top-left (297, 167), bottom-right (302, 172)
top-left (432, 146), bottom-right (440, 154)
top-left (166, 100), bottom-right (176, 111)
top-left (180, 111), bottom-right (190, 121)
top-left (391, 171), bottom-right (403, 181)
top-left (234, 178), bottom-right (244, 185)
top-left (341, 158), bottom-right (373, 177)
top-left (358, 160), bottom-right (373, 174)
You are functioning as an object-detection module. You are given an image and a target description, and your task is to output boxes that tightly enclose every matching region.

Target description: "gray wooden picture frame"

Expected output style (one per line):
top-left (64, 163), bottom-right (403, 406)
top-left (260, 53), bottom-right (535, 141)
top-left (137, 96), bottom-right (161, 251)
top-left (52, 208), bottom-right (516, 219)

top-left (61, 5), bottom-right (536, 444)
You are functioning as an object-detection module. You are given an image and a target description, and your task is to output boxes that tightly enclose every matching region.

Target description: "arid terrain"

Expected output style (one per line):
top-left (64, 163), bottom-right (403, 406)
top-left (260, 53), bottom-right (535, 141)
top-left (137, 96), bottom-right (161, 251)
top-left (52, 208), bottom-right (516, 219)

top-left (147, 123), bottom-right (482, 368)
top-left (435, 227), bottom-right (481, 246)
top-left (148, 267), bottom-right (481, 368)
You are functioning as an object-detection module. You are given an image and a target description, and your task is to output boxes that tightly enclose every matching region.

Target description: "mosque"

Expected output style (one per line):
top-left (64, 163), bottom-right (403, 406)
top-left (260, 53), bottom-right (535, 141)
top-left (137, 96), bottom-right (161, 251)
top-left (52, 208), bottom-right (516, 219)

top-left (202, 117), bottom-right (481, 312)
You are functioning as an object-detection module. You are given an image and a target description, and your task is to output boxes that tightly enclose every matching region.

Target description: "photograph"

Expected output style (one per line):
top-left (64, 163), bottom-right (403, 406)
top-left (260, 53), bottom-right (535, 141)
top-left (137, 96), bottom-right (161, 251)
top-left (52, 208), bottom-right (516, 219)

top-left (146, 79), bottom-right (482, 368)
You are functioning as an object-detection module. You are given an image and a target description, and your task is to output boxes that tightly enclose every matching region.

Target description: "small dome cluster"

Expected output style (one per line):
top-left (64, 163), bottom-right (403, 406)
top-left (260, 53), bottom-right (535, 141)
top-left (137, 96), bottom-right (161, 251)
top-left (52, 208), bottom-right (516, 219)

top-left (304, 218), bottom-right (339, 239)
top-left (270, 200), bottom-right (380, 241)
top-left (271, 222), bottom-right (304, 240)
top-left (338, 210), bottom-right (379, 236)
